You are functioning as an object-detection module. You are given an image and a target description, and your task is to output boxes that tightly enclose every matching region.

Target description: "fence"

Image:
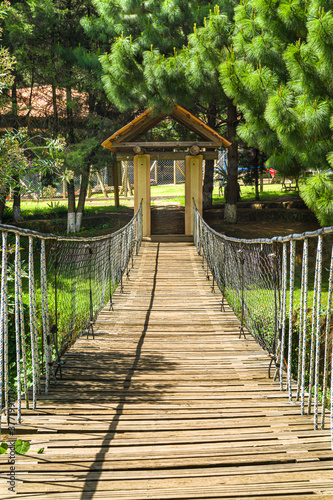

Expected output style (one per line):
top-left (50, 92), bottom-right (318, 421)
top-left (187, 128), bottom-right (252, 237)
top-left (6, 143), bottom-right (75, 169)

top-left (20, 150), bottom-right (230, 199)
top-left (193, 201), bottom-right (333, 444)
top-left (21, 160), bottom-right (186, 199)
top-left (125, 159), bottom-right (186, 186)
top-left (0, 204), bottom-right (142, 428)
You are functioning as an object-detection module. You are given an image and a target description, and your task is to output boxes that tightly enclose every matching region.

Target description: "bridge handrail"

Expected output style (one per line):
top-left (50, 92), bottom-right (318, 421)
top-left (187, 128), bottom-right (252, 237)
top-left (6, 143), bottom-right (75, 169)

top-left (0, 204), bottom-right (143, 242)
top-left (0, 203), bottom-right (143, 426)
top-left (193, 200), bottom-right (333, 441)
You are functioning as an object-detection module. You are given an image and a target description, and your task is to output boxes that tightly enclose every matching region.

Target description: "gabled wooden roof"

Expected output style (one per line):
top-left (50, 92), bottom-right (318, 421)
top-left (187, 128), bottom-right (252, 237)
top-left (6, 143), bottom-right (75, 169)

top-left (102, 105), bottom-right (231, 151)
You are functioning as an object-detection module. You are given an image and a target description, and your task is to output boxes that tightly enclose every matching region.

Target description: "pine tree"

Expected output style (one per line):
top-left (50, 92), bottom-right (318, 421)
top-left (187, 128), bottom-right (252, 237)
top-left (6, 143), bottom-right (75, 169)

top-left (93, 0), bottom-right (240, 214)
top-left (219, 0), bottom-right (333, 187)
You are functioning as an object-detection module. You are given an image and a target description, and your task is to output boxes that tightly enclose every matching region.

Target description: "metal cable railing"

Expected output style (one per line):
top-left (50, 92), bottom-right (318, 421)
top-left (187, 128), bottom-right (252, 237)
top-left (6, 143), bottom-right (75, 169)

top-left (194, 201), bottom-right (333, 443)
top-left (0, 203), bottom-right (143, 428)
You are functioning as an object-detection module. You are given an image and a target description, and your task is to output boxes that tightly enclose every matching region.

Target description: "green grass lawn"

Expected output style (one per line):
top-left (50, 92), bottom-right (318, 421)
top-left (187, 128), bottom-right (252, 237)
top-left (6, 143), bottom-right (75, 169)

top-left (3, 199), bottom-right (130, 223)
top-left (213, 182), bottom-right (300, 204)
top-left (153, 181), bottom-right (300, 204)
top-left (2, 182), bottom-right (299, 224)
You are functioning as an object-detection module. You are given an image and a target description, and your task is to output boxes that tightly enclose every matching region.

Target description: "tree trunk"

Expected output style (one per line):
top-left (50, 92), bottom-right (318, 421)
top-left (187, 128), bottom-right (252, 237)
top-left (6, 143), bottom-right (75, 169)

top-left (52, 82), bottom-right (59, 135)
top-left (87, 168), bottom-right (94, 198)
top-left (27, 66), bottom-right (34, 117)
top-left (259, 151), bottom-right (265, 193)
top-left (203, 158), bottom-right (214, 209)
top-left (203, 101), bottom-right (217, 209)
top-left (114, 161), bottom-right (120, 208)
top-left (12, 72), bottom-right (17, 117)
top-left (224, 99), bottom-right (239, 223)
top-left (13, 176), bottom-right (22, 222)
top-left (88, 92), bottom-right (95, 113)
top-left (75, 164), bottom-right (90, 232)
top-left (67, 180), bottom-right (76, 233)
top-left (0, 185), bottom-right (8, 223)
top-left (66, 83), bottom-right (75, 143)
top-left (254, 148), bottom-right (260, 200)
top-left (254, 165), bottom-right (259, 201)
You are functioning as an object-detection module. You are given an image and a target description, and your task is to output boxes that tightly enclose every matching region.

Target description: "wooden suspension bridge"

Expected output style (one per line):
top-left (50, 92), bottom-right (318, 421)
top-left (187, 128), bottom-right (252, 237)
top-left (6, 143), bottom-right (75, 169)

top-left (1, 239), bottom-right (333, 499)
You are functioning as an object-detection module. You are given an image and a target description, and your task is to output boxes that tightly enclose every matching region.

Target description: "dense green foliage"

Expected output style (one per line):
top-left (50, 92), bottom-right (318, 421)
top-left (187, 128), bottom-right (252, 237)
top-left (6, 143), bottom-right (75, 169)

top-left (220, 0), bottom-right (333, 181)
top-left (300, 171), bottom-right (333, 226)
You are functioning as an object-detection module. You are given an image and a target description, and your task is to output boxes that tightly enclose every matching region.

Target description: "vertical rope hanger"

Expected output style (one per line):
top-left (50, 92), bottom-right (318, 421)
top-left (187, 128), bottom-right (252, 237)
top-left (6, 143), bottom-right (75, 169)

top-left (296, 240), bottom-right (306, 402)
top-left (300, 238), bottom-right (309, 415)
top-left (28, 236), bottom-right (40, 409)
top-left (287, 239), bottom-right (296, 402)
top-left (14, 234), bottom-right (22, 422)
top-left (314, 234), bottom-right (323, 429)
top-left (17, 234), bottom-right (29, 409)
top-left (0, 231), bottom-right (8, 430)
top-left (308, 237), bottom-right (320, 415)
top-left (322, 244), bottom-right (333, 430)
top-left (40, 239), bottom-right (52, 394)
top-left (280, 243), bottom-right (287, 391)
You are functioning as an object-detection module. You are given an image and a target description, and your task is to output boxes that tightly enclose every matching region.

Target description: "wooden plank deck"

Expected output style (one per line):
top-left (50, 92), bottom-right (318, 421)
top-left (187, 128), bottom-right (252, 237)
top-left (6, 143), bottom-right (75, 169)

top-left (1, 241), bottom-right (333, 499)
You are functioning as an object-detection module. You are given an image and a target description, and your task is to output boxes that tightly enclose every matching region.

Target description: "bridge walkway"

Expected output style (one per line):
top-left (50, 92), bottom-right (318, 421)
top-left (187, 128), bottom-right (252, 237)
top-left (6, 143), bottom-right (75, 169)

top-left (2, 241), bottom-right (333, 499)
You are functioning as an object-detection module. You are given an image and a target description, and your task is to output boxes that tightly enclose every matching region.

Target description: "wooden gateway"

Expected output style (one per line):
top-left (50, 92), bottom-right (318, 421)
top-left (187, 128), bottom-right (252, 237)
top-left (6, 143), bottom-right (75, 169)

top-left (102, 105), bottom-right (231, 236)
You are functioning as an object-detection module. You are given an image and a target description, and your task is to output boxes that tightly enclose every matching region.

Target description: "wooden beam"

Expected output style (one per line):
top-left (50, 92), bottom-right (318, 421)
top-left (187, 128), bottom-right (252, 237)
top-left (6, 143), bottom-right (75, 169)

top-left (112, 141), bottom-right (221, 149)
top-left (115, 151), bottom-right (218, 161)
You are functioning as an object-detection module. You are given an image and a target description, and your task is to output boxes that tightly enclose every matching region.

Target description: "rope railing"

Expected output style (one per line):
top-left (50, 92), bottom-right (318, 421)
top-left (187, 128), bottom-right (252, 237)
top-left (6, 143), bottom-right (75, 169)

top-left (0, 203), bottom-right (143, 428)
top-left (193, 201), bottom-right (333, 443)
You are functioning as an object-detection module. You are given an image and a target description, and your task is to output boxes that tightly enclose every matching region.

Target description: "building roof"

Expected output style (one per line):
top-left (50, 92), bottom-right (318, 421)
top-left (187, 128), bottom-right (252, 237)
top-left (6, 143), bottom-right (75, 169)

top-left (102, 105), bottom-right (231, 151)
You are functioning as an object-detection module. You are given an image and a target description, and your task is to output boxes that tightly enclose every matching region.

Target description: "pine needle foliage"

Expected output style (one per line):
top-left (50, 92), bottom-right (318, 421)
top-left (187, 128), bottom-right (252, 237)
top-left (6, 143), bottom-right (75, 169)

top-left (300, 171), bottom-right (333, 227)
top-left (219, 0), bottom-right (333, 186)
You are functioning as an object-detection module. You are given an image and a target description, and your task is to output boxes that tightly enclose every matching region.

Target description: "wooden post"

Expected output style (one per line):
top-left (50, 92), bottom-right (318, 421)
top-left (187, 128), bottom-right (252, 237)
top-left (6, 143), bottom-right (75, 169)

top-left (134, 154), bottom-right (151, 236)
top-left (113, 160), bottom-right (120, 207)
top-left (174, 161), bottom-right (177, 185)
top-left (155, 161), bottom-right (158, 185)
top-left (185, 155), bottom-right (203, 236)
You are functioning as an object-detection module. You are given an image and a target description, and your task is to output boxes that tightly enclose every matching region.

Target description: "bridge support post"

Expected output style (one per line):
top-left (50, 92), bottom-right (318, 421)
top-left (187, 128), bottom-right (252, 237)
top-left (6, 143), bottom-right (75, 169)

top-left (185, 155), bottom-right (203, 235)
top-left (134, 154), bottom-right (151, 236)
